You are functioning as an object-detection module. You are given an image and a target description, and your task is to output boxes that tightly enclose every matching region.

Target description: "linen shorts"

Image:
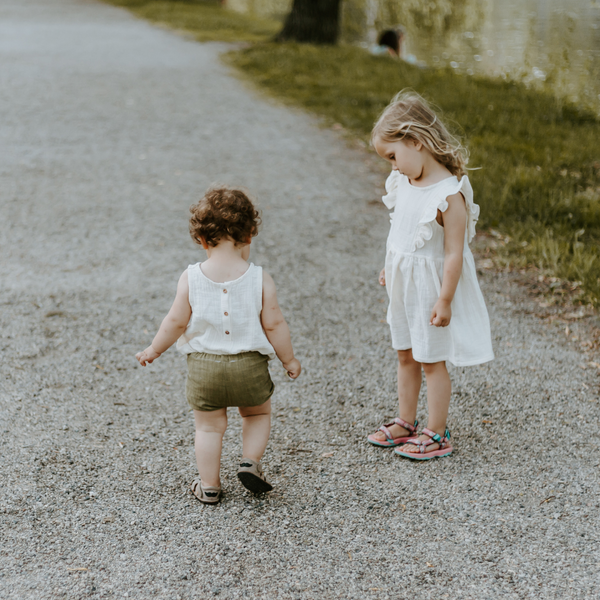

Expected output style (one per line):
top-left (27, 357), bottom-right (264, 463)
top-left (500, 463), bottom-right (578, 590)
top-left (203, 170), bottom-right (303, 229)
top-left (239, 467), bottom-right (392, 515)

top-left (186, 351), bottom-right (274, 412)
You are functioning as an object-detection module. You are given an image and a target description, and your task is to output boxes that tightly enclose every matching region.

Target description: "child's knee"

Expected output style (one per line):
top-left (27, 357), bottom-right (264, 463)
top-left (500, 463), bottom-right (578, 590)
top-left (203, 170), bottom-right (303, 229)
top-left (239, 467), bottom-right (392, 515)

top-left (397, 349), bottom-right (417, 367)
top-left (194, 409), bottom-right (227, 433)
top-left (421, 360), bottom-right (447, 376)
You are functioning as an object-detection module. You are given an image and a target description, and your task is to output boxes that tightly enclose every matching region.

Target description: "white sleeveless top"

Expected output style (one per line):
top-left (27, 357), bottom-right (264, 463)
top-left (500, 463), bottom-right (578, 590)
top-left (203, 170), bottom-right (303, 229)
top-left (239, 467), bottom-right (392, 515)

top-left (383, 171), bottom-right (494, 366)
top-left (176, 262), bottom-right (275, 359)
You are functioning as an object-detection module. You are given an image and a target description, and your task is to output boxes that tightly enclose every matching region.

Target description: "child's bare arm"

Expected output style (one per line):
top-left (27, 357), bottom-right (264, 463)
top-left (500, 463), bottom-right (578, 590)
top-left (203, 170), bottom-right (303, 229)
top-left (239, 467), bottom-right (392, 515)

top-left (430, 192), bottom-right (466, 327)
top-left (261, 272), bottom-right (301, 378)
top-left (136, 270), bottom-right (192, 366)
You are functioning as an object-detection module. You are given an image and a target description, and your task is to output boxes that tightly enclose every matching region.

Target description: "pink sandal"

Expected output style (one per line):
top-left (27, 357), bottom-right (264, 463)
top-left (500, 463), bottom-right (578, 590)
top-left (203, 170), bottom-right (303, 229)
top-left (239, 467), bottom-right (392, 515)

top-left (394, 427), bottom-right (453, 460)
top-left (367, 417), bottom-right (418, 447)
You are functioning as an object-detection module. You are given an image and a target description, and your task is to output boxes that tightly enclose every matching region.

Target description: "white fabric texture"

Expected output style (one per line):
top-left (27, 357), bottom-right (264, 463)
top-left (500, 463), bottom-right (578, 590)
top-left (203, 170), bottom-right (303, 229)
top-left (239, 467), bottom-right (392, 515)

top-left (383, 171), bottom-right (494, 366)
top-left (177, 262), bottom-right (275, 359)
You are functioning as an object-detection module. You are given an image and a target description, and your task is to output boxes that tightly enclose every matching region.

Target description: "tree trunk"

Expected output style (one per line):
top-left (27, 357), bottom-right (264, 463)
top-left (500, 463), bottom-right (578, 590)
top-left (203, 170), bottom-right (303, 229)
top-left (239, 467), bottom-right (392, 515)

top-left (276, 0), bottom-right (342, 44)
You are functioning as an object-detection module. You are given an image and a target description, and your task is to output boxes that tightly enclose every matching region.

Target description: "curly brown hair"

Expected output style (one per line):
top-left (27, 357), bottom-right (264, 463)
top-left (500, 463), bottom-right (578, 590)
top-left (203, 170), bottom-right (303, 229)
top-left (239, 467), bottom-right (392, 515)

top-left (189, 187), bottom-right (260, 247)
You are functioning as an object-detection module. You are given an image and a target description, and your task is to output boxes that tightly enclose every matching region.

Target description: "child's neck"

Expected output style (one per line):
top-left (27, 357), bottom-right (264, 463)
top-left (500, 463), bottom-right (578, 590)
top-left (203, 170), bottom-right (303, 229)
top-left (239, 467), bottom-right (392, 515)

top-left (409, 154), bottom-right (452, 188)
top-left (201, 239), bottom-right (250, 283)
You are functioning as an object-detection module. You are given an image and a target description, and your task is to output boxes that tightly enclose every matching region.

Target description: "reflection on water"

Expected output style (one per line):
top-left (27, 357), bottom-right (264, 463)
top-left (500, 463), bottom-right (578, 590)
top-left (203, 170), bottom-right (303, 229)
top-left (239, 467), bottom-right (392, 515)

top-left (344, 0), bottom-right (600, 114)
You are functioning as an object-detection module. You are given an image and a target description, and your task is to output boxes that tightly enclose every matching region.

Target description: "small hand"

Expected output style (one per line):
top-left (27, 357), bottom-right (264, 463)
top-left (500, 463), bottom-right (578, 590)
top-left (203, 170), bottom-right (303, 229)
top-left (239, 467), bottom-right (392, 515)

top-left (430, 299), bottom-right (451, 327)
top-left (135, 346), bottom-right (161, 366)
top-left (282, 358), bottom-right (301, 379)
top-left (378, 267), bottom-right (386, 286)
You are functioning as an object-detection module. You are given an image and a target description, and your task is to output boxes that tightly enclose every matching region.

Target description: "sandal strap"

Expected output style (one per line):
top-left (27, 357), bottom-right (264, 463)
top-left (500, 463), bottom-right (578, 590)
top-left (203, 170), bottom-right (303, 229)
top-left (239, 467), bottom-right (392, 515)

top-left (421, 427), bottom-right (451, 449)
top-left (400, 428), bottom-right (452, 454)
top-left (407, 436), bottom-right (438, 453)
top-left (378, 424), bottom-right (393, 440)
top-left (394, 417), bottom-right (418, 434)
top-left (379, 418), bottom-right (418, 441)
top-left (191, 478), bottom-right (221, 500)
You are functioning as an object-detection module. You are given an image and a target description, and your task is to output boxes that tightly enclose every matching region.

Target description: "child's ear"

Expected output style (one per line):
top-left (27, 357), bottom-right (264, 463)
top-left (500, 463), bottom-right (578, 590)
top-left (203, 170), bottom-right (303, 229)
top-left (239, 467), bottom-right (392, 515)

top-left (413, 140), bottom-right (423, 151)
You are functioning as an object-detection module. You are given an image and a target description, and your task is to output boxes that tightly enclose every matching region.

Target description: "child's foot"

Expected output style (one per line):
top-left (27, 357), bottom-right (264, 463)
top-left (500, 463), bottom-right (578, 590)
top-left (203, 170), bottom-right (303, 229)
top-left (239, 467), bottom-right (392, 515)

top-left (190, 478), bottom-right (222, 504)
top-left (367, 417), bottom-right (418, 447)
top-left (394, 428), bottom-right (452, 460)
top-left (237, 458), bottom-right (273, 494)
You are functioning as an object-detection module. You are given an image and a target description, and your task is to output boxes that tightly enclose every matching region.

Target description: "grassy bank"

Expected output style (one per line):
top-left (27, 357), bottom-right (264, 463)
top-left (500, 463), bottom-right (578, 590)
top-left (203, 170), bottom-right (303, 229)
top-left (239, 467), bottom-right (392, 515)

top-left (104, 0), bottom-right (279, 43)
top-left (227, 44), bottom-right (600, 305)
top-left (104, 1), bottom-right (600, 306)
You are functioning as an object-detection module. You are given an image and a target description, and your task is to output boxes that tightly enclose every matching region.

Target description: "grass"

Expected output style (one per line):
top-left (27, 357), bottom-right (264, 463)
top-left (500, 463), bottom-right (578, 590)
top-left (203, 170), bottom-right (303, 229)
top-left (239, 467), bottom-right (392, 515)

top-left (103, 1), bottom-right (600, 306)
top-left (226, 43), bottom-right (600, 304)
top-left (104, 0), bottom-right (280, 43)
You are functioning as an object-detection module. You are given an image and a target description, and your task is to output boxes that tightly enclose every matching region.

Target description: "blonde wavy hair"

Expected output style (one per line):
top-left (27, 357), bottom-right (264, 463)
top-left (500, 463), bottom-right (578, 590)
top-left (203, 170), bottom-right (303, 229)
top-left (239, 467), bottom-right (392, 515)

top-left (371, 90), bottom-right (468, 178)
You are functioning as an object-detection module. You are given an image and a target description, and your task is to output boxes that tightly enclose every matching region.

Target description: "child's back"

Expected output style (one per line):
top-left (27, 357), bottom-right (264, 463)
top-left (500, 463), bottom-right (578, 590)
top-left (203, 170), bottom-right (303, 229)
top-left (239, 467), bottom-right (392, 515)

top-left (178, 262), bottom-right (275, 360)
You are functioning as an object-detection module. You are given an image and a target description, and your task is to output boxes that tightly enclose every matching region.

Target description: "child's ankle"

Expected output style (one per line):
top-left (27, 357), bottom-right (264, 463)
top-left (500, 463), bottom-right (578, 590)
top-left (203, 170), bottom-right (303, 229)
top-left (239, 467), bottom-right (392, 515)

top-left (241, 455), bottom-right (261, 464)
top-left (424, 425), bottom-right (447, 437)
top-left (201, 477), bottom-right (221, 488)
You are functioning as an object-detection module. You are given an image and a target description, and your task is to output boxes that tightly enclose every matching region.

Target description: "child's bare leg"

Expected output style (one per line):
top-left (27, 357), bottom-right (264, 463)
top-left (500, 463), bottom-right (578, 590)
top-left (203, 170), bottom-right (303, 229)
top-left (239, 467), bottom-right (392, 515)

top-left (371, 349), bottom-right (421, 442)
top-left (239, 399), bottom-right (271, 462)
top-left (399, 360), bottom-right (450, 453)
top-left (193, 408), bottom-right (227, 487)
top-left (422, 361), bottom-right (451, 433)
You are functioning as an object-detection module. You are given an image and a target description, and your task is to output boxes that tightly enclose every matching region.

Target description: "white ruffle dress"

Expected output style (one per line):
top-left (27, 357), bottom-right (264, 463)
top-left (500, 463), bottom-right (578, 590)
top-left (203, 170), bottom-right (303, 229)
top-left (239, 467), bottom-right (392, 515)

top-left (383, 170), bottom-right (494, 366)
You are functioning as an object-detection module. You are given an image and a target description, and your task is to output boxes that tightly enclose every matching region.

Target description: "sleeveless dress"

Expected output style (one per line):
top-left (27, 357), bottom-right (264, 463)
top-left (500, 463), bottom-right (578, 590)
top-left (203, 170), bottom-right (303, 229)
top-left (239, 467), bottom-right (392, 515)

top-left (383, 171), bottom-right (494, 366)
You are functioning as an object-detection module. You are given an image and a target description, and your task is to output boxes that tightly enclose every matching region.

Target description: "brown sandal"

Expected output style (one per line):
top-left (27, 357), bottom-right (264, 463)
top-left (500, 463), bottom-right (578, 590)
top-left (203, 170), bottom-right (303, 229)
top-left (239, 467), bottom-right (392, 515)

top-left (190, 478), bottom-right (222, 504)
top-left (237, 458), bottom-right (273, 494)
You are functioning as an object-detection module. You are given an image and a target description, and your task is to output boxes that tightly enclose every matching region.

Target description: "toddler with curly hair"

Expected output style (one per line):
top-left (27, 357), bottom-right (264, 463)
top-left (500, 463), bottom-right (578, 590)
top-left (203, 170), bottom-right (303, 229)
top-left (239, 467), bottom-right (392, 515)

top-left (136, 187), bottom-right (301, 503)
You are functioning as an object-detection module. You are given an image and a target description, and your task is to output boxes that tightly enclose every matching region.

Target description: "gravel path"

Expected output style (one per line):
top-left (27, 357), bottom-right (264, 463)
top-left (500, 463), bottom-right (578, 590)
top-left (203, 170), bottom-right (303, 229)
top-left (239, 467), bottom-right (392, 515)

top-left (1, 1), bottom-right (599, 598)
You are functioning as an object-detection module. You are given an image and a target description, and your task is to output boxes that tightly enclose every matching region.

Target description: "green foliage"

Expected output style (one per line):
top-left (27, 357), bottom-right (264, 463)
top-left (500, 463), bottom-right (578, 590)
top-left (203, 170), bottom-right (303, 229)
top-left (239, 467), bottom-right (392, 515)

top-left (226, 43), bottom-right (600, 304)
top-left (104, 0), bottom-right (280, 43)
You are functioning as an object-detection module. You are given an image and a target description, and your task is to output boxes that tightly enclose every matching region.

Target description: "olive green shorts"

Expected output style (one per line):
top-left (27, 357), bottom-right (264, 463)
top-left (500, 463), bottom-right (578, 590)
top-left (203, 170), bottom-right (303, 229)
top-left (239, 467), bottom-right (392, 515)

top-left (186, 351), bottom-right (275, 412)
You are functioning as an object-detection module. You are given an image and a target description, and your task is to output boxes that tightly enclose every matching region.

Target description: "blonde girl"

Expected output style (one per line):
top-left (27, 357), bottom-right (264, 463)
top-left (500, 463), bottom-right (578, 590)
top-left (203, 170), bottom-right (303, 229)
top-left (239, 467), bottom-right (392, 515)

top-left (367, 91), bottom-right (494, 459)
top-left (136, 187), bottom-right (301, 502)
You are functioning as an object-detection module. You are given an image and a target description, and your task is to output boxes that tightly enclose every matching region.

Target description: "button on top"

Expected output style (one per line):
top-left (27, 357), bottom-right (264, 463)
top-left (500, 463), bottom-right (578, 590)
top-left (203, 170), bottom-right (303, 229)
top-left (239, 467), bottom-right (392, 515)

top-left (225, 330), bottom-right (230, 335)
top-left (224, 311), bottom-right (228, 316)
top-left (223, 289), bottom-right (227, 294)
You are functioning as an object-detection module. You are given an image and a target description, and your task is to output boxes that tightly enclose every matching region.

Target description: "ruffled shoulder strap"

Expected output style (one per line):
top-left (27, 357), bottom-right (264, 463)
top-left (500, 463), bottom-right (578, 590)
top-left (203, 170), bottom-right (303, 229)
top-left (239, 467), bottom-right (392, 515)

top-left (452, 175), bottom-right (479, 244)
top-left (413, 175), bottom-right (479, 250)
top-left (413, 175), bottom-right (480, 250)
top-left (382, 170), bottom-right (402, 210)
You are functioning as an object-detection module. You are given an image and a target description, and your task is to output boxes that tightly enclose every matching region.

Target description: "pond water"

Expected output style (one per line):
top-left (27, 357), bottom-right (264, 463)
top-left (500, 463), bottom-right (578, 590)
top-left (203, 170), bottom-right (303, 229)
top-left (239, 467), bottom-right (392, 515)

top-left (358, 0), bottom-right (600, 115)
